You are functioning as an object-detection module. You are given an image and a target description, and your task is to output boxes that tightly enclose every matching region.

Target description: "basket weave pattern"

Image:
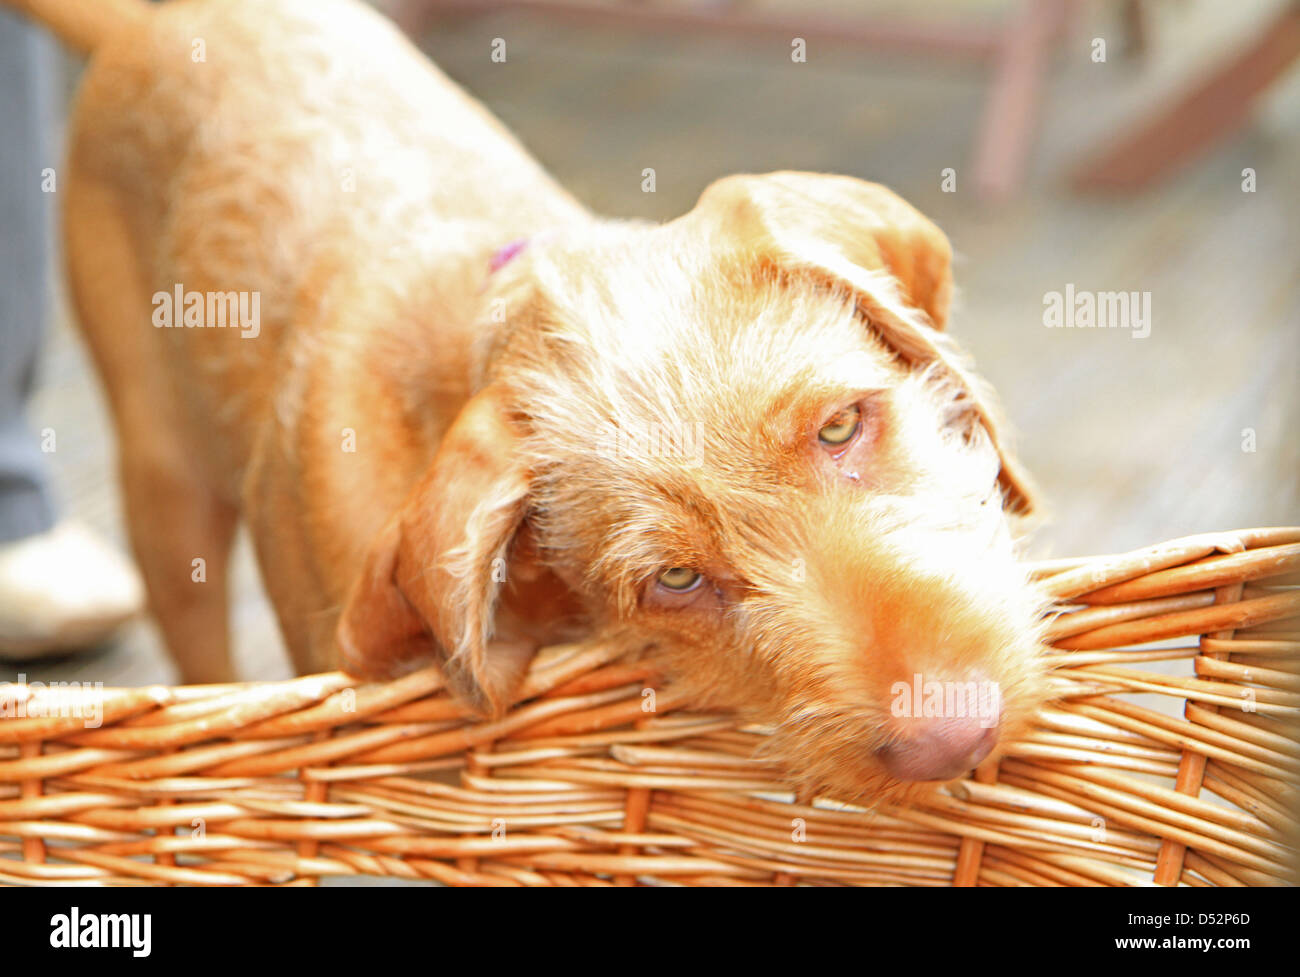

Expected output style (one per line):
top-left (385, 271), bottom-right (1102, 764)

top-left (2, 528), bottom-right (1298, 886)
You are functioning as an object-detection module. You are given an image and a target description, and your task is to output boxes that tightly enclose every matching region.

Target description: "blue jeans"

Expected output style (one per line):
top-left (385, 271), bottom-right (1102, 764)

top-left (0, 7), bottom-right (57, 544)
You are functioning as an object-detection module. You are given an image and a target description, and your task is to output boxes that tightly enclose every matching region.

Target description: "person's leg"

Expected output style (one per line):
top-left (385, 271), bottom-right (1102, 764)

top-left (0, 6), bottom-right (57, 544)
top-left (0, 8), bottom-right (142, 659)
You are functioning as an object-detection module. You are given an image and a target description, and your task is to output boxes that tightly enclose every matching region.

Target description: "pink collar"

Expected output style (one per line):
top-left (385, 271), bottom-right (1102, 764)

top-left (488, 237), bottom-right (530, 273)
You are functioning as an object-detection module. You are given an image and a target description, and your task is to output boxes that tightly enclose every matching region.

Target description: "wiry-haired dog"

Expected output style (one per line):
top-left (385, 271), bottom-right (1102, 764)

top-left (15, 0), bottom-right (1048, 804)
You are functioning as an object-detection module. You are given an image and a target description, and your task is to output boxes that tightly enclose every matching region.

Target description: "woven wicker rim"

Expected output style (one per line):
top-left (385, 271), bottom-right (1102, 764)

top-left (2, 526), bottom-right (1298, 886)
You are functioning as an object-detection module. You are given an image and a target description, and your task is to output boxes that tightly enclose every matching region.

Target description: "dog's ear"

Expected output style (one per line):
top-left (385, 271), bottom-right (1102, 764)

top-left (692, 171), bottom-right (1036, 515)
top-left (696, 171), bottom-right (954, 329)
top-left (336, 383), bottom-right (538, 715)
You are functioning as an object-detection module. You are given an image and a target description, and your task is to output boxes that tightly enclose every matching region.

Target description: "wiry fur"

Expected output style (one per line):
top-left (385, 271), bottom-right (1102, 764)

top-left (13, 0), bottom-right (1050, 805)
top-left (478, 242), bottom-right (1049, 803)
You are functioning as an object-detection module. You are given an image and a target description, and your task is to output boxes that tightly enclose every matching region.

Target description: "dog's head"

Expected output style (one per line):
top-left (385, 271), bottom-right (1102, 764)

top-left (337, 172), bottom-right (1048, 805)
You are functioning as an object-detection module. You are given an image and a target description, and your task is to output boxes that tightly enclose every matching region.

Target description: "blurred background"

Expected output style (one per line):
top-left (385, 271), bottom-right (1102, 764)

top-left (4, 0), bottom-right (1298, 686)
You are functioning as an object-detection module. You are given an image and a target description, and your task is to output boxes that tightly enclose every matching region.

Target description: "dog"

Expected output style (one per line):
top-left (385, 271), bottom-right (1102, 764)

top-left (10, 0), bottom-right (1047, 804)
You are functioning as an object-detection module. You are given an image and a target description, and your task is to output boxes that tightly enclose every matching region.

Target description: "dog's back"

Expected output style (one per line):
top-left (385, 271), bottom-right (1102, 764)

top-left (64, 0), bottom-right (582, 437)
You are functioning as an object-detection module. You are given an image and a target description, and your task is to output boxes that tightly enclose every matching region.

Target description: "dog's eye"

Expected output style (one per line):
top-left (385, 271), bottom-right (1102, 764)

top-left (818, 405), bottom-right (861, 448)
top-left (657, 567), bottom-right (703, 592)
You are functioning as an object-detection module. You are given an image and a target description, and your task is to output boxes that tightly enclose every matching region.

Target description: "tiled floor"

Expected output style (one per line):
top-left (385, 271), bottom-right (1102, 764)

top-left (14, 1), bottom-right (1299, 693)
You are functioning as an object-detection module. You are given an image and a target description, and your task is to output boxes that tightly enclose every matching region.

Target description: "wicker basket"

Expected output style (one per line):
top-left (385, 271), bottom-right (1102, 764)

top-left (2, 527), bottom-right (1297, 886)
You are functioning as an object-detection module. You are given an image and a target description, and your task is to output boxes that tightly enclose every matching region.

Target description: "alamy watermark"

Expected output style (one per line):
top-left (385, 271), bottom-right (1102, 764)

top-left (152, 284), bottom-right (261, 338)
top-left (0, 674), bottom-right (104, 728)
top-left (595, 420), bottom-right (705, 463)
top-left (1043, 284), bottom-right (1150, 338)
top-left (890, 674), bottom-right (1001, 728)
top-left (50, 907), bottom-right (150, 957)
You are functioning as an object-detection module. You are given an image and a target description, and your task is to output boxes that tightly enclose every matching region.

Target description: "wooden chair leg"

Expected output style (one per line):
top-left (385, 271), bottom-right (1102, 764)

top-left (1071, 3), bottom-right (1300, 193)
top-left (972, 0), bottom-right (1071, 201)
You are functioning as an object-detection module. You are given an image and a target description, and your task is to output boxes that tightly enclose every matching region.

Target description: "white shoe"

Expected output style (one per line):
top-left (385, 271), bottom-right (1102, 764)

top-left (0, 521), bottom-right (145, 659)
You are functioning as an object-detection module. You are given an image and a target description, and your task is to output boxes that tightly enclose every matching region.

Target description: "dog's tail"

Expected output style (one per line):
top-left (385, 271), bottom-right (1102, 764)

top-left (2, 0), bottom-right (149, 57)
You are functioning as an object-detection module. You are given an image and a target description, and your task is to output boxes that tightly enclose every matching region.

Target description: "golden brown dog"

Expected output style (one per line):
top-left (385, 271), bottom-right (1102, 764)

top-left (12, 0), bottom-right (1047, 803)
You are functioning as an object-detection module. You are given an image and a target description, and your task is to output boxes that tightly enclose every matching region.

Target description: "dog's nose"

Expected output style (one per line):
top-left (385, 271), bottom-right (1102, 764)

top-left (877, 714), bottom-right (1000, 782)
